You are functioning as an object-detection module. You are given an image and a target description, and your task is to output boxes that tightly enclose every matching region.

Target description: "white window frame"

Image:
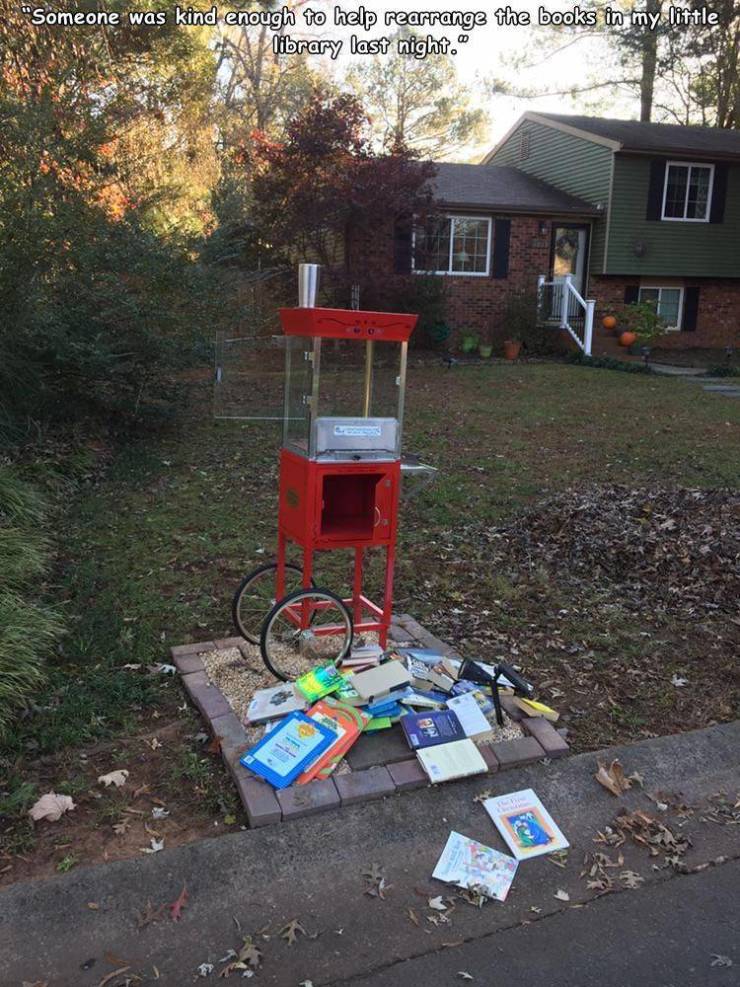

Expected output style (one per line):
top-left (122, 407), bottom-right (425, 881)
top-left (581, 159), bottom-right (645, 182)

top-left (661, 161), bottom-right (715, 223)
top-left (412, 214), bottom-right (492, 277)
top-left (639, 285), bottom-right (684, 331)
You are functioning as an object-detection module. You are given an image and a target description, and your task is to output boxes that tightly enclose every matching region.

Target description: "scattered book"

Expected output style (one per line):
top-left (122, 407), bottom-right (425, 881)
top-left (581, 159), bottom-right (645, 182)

top-left (297, 699), bottom-right (369, 784)
top-left (399, 686), bottom-right (448, 709)
top-left (433, 831), bottom-right (518, 902)
top-left (446, 691), bottom-right (494, 739)
top-left (335, 679), bottom-right (365, 706)
top-left (392, 647), bottom-right (445, 667)
top-left (401, 710), bottom-right (465, 750)
top-left (451, 679), bottom-right (496, 716)
top-left (351, 660), bottom-right (412, 704)
top-left (513, 697), bottom-right (559, 722)
top-left (404, 656), bottom-right (436, 689)
top-left (483, 788), bottom-right (569, 860)
top-left (363, 716), bottom-right (392, 732)
top-left (440, 656), bottom-right (462, 680)
top-left (246, 683), bottom-right (307, 724)
top-left (240, 711), bottom-right (336, 789)
top-left (416, 738), bottom-right (487, 783)
top-left (427, 664), bottom-right (456, 694)
top-left (295, 663), bottom-right (346, 703)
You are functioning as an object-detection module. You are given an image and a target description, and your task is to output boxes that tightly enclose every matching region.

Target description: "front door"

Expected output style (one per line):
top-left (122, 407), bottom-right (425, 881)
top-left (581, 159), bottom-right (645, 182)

top-left (550, 226), bottom-right (588, 317)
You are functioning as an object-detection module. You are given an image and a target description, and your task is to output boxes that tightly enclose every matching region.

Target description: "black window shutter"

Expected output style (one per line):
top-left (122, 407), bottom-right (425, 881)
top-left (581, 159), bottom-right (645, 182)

top-left (646, 159), bottom-right (667, 220)
top-left (710, 165), bottom-right (728, 223)
top-left (492, 218), bottom-right (511, 278)
top-left (682, 286), bottom-right (700, 331)
top-left (624, 285), bottom-right (639, 304)
top-left (393, 216), bottom-right (412, 274)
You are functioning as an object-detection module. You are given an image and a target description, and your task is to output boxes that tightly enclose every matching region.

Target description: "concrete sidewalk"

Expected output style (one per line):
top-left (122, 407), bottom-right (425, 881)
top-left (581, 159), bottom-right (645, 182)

top-left (1, 722), bottom-right (738, 986)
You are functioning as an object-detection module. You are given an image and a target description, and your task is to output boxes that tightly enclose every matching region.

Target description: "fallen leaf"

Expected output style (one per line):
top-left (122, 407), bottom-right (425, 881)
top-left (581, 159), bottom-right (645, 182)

top-left (671, 675), bottom-right (688, 687)
top-left (407, 908), bottom-right (420, 926)
top-left (237, 936), bottom-right (263, 968)
top-left (140, 838), bottom-right (164, 854)
top-left (619, 870), bottom-right (644, 889)
top-left (428, 895), bottom-right (447, 911)
top-left (169, 885), bottom-right (188, 921)
top-left (458, 974), bottom-right (474, 981)
top-left (280, 919), bottom-right (307, 946)
top-left (553, 889), bottom-right (570, 902)
top-left (152, 807), bottom-right (170, 820)
top-left (133, 783), bottom-right (150, 799)
top-left (148, 738), bottom-right (163, 751)
top-left (98, 770), bottom-right (129, 788)
top-left (28, 793), bottom-right (76, 822)
top-left (97, 967), bottom-right (130, 987)
top-left (197, 964), bottom-right (214, 977)
top-left (710, 955), bottom-right (733, 968)
top-left (113, 819), bottom-right (131, 836)
top-left (87, 902), bottom-right (99, 910)
top-left (137, 900), bottom-right (166, 929)
top-left (594, 759), bottom-right (632, 797)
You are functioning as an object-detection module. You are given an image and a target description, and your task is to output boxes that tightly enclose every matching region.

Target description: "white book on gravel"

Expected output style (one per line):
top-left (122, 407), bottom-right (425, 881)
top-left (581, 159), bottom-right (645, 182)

top-left (246, 683), bottom-right (306, 724)
top-left (416, 739), bottom-right (487, 784)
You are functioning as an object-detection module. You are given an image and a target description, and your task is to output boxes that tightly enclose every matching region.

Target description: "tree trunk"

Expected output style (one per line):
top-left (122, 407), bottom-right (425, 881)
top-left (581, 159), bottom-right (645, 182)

top-left (639, 0), bottom-right (662, 121)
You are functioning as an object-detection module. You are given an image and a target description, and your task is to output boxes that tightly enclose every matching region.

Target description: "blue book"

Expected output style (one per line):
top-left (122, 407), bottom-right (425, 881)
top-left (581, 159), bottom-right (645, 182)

top-left (451, 680), bottom-right (496, 716)
top-left (366, 700), bottom-right (405, 718)
top-left (401, 710), bottom-right (466, 750)
top-left (240, 710), bottom-right (336, 789)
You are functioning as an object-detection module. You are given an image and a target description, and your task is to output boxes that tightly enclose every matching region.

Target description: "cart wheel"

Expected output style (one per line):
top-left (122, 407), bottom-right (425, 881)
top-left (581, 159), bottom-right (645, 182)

top-left (232, 562), bottom-right (312, 646)
top-left (260, 587), bottom-right (353, 682)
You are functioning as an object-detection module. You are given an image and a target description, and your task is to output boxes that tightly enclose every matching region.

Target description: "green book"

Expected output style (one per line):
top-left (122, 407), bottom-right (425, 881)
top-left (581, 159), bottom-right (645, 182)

top-left (295, 663), bottom-right (346, 702)
top-left (363, 716), bottom-right (392, 732)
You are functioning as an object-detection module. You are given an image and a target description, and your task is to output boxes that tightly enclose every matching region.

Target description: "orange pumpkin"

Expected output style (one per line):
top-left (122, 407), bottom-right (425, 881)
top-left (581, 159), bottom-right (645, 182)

top-left (602, 315), bottom-right (617, 331)
top-left (619, 331), bottom-right (637, 347)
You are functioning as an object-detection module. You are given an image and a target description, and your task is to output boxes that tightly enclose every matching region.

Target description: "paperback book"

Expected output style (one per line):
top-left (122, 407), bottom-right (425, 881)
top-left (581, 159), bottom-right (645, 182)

top-left (513, 698), bottom-right (560, 722)
top-left (351, 660), bottom-right (412, 704)
top-left (240, 711), bottom-right (336, 789)
top-left (246, 683), bottom-right (307, 724)
top-left (416, 739), bottom-right (487, 783)
top-left (295, 663), bottom-right (346, 703)
top-left (296, 699), bottom-right (369, 784)
top-left (446, 691), bottom-right (494, 739)
top-left (451, 679), bottom-right (496, 716)
top-left (401, 710), bottom-right (465, 750)
top-left (433, 831), bottom-right (518, 902)
top-left (483, 788), bottom-right (569, 860)
top-left (399, 686), bottom-right (448, 709)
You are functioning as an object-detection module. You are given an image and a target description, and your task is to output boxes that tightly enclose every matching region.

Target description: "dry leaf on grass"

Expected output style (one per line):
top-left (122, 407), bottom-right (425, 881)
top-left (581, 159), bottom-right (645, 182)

top-left (594, 759), bottom-right (633, 797)
top-left (140, 838), bottom-right (164, 855)
top-left (98, 770), bottom-right (129, 788)
top-left (28, 793), bottom-right (76, 822)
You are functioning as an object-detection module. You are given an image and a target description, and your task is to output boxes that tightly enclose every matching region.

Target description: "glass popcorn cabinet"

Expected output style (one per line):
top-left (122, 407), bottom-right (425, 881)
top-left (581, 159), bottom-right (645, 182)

top-left (232, 265), bottom-right (428, 681)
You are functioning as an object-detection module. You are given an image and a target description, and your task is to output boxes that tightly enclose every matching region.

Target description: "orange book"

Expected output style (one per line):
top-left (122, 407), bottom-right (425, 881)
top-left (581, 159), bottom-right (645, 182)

top-left (296, 699), bottom-right (369, 784)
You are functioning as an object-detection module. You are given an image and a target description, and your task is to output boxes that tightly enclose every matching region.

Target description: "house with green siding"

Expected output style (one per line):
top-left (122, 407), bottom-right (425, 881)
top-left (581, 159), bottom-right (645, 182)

top-left (385, 112), bottom-right (740, 351)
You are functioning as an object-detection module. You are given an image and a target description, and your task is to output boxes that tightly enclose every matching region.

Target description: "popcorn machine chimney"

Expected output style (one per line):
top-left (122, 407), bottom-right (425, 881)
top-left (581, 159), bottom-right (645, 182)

top-left (232, 265), bottom-right (430, 681)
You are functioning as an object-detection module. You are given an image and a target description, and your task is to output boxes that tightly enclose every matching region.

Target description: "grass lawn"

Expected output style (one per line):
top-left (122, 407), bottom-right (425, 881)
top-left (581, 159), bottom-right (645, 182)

top-left (1, 361), bottom-right (738, 882)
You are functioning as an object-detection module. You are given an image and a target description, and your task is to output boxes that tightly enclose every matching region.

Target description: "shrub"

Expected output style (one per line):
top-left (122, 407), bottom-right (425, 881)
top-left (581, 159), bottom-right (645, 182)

top-left (620, 302), bottom-right (666, 343)
top-left (565, 352), bottom-right (652, 373)
top-left (0, 466), bottom-right (63, 739)
top-left (497, 290), bottom-right (566, 356)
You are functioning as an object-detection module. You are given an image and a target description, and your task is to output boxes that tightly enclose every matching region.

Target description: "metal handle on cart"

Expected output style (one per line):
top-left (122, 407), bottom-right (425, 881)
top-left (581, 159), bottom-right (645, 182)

top-left (400, 455), bottom-right (438, 502)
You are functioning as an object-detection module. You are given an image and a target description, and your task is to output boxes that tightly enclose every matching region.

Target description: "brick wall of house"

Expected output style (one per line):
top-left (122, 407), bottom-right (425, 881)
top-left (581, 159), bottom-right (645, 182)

top-left (590, 275), bottom-right (740, 349)
top-left (349, 216), bottom-right (552, 342)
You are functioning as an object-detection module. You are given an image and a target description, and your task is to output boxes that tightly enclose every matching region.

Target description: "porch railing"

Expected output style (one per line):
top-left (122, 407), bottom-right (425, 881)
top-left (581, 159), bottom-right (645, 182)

top-left (537, 273), bottom-right (595, 356)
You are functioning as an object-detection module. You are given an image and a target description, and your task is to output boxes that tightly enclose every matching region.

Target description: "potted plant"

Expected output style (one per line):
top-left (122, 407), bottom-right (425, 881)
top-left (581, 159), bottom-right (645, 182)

top-left (478, 328), bottom-right (493, 358)
top-left (460, 332), bottom-right (479, 354)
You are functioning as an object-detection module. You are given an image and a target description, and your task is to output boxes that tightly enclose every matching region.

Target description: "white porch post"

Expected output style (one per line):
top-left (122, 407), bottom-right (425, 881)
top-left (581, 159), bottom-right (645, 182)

top-left (560, 274), bottom-right (572, 329)
top-left (584, 299), bottom-right (595, 356)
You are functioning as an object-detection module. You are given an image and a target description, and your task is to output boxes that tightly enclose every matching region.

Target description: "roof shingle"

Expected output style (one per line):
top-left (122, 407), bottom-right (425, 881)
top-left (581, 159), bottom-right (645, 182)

top-left (536, 113), bottom-right (740, 157)
top-left (429, 162), bottom-right (599, 215)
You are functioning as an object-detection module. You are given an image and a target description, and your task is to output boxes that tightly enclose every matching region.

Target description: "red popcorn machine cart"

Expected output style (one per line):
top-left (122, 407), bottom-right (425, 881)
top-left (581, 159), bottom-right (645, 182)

top-left (232, 264), bottom-right (435, 681)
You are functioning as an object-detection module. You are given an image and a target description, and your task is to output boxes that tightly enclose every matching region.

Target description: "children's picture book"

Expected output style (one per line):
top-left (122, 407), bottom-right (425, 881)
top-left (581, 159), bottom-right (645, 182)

top-left (295, 663), bottom-right (346, 703)
top-left (416, 739), bottom-right (487, 783)
top-left (401, 710), bottom-right (465, 749)
top-left (451, 679), bottom-right (495, 716)
top-left (296, 699), bottom-right (369, 784)
top-left (240, 711), bottom-right (336, 789)
top-left (335, 679), bottom-right (365, 706)
top-left (446, 691), bottom-right (494, 739)
top-left (483, 788), bottom-right (569, 860)
top-left (351, 660), bottom-right (412, 704)
top-left (246, 683), bottom-right (307, 724)
top-left (433, 831), bottom-right (518, 902)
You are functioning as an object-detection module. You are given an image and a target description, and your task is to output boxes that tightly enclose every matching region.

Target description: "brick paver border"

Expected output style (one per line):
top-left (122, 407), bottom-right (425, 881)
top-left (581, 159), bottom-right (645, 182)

top-left (172, 614), bottom-right (570, 827)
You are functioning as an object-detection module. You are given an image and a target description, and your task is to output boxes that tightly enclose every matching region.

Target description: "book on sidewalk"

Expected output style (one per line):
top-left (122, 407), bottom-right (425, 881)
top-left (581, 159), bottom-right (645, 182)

top-left (246, 683), bottom-right (307, 724)
top-left (240, 711), bottom-right (336, 789)
top-left (433, 831), bottom-right (518, 902)
top-left (401, 710), bottom-right (465, 750)
top-left (483, 788), bottom-right (569, 860)
top-left (296, 699), bottom-right (369, 784)
top-left (416, 739), bottom-right (487, 784)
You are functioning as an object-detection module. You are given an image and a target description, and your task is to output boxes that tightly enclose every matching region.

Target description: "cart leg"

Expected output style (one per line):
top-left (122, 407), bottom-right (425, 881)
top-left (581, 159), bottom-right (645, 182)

top-left (380, 543), bottom-right (395, 648)
top-left (276, 530), bottom-right (287, 600)
top-left (300, 546), bottom-right (314, 630)
top-left (352, 548), bottom-right (364, 628)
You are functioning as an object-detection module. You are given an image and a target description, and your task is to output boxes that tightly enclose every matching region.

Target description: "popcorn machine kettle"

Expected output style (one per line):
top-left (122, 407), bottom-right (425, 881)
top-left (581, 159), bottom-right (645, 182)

top-left (232, 265), bottom-right (433, 681)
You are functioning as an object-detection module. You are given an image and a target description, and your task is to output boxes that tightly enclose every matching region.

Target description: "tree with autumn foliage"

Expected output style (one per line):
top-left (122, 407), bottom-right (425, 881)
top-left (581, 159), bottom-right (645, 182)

top-left (249, 90), bottom-right (440, 314)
